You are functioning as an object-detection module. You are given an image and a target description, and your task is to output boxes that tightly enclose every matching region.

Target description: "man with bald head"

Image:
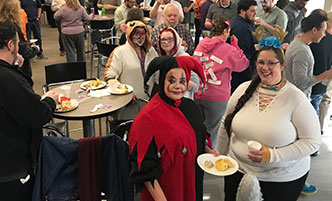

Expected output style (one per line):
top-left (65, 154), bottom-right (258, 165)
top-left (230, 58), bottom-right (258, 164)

top-left (150, 0), bottom-right (184, 27)
top-left (150, 3), bottom-right (195, 55)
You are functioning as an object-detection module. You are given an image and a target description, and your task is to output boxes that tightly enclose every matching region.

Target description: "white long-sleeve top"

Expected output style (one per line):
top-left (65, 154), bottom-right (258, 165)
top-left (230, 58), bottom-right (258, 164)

top-left (217, 81), bottom-right (321, 182)
top-left (104, 42), bottom-right (158, 100)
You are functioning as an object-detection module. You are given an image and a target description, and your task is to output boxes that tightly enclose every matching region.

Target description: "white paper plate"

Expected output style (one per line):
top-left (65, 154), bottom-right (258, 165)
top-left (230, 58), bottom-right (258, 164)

top-left (80, 80), bottom-right (107, 90)
top-left (197, 153), bottom-right (238, 176)
top-left (55, 99), bottom-right (79, 113)
top-left (29, 39), bottom-right (38, 43)
top-left (109, 84), bottom-right (133, 95)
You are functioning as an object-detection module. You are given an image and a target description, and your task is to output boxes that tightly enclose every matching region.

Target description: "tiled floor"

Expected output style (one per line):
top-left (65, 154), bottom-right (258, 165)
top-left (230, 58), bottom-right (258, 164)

top-left (32, 25), bottom-right (332, 201)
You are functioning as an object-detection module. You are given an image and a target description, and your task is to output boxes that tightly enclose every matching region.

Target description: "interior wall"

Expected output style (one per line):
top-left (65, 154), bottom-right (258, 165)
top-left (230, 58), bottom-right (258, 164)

top-left (324, 0), bottom-right (332, 11)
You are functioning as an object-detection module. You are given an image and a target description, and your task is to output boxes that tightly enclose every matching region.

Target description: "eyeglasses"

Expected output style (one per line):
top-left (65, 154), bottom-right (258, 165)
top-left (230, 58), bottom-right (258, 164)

top-left (133, 31), bottom-right (146, 38)
top-left (160, 38), bottom-right (174, 44)
top-left (257, 60), bottom-right (280, 67)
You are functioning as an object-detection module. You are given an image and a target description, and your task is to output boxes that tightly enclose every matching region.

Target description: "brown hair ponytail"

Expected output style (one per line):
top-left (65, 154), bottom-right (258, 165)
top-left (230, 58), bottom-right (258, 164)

top-left (224, 74), bottom-right (261, 137)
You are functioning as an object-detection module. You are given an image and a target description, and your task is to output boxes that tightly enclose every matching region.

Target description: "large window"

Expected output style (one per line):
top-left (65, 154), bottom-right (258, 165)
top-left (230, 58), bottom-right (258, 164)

top-left (306, 0), bottom-right (326, 15)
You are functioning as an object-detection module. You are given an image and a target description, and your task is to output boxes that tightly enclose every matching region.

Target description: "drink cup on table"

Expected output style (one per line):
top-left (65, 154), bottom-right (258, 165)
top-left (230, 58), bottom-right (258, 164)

top-left (98, 10), bottom-right (102, 16)
top-left (60, 85), bottom-right (71, 98)
top-left (91, 8), bottom-right (95, 17)
top-left (108, 79), bottom-right (120, 91)
top-left (247, 141), bottom-right (262, 151)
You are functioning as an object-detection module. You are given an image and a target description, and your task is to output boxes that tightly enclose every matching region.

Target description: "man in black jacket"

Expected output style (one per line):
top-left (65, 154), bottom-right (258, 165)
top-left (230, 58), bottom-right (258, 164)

top-left (310, 11), bottom-right (332, 135)
top-left (0, 20), bottom-right (58, 201)
top-left (230, 0), bottom-right (257, 93)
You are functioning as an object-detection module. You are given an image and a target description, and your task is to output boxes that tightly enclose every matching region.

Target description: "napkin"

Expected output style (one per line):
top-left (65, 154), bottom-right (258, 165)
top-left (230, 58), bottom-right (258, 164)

top-left (88, 88), bottom-right (111, 97)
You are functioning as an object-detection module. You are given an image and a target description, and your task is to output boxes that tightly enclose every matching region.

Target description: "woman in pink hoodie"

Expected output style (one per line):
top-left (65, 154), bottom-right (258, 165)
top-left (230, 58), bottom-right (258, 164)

top-left (193, 16), bottom-right (249, 148)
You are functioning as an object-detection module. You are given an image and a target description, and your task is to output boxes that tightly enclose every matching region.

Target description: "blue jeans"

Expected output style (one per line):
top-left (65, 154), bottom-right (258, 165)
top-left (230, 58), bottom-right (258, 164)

top-left (311, 94), bottom-right (323, 115)
top-left (26, 20), bottom-right (43, 55)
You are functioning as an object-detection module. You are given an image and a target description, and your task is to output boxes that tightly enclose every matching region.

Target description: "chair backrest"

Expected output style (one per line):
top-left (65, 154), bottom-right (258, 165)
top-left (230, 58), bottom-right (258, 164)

top-left (108, 120), bottom-right (133, 141)
top-left (32, 135), bottom-right (134, 201)
top-left (42, 125), bottom-right (66, 137)
top-left (90, 19), bottom-right (114, 30)
top-left (44, 62), bottom-right (87, 85)
top-left (96, 42), bottom-right (118, 57)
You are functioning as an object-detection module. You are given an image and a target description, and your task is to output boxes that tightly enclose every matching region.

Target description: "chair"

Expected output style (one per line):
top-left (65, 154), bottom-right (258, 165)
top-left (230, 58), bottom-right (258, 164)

top-left (42, 124), bottom-right (66, 137)
top-left (32, 134), bottom-right (134, 201)
top-left (43, 62), bottom-right (87, 136)
top-left (106, 96), bottom-right (148, 137)
top-left (43, 62), bottom-right (87, 93)
top-left (96, 42), bottom-right (118, 79)
top-left (90, 19), bottom-right (114, 30)
top-left (108, 120), bottom-right (133, 141)
top-left (89, 19), bottom-right (117, 77)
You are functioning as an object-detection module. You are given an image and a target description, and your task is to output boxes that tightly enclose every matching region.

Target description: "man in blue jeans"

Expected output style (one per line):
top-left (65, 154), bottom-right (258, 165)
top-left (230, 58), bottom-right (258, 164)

top-left (284, 9), bottom-right (332, 196)
top-left (310, 11), bottom-right (332, 135)
top-left (20, 0), bottom-right (48, 59)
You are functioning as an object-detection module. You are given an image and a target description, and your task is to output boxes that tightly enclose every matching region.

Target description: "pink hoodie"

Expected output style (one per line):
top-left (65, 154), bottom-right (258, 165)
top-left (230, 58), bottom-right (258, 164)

top-left (193, 37), bottom-right (249, 101)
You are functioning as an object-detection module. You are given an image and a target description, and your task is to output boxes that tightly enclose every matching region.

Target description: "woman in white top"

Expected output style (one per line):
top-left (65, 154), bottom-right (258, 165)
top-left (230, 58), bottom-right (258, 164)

top-left (217, 42), bottom-right (321, 201)
top-left (104, 21), bottom-right (158, 119)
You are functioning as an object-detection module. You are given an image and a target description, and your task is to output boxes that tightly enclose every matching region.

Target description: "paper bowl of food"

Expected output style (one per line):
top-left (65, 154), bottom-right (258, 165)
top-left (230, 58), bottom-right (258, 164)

top-left (55, 97), bottom-right (79, 113)
top-left (80, 80), bottom-right (107, 90)
top-left (109, 83), bottom-right (133, 95)
top-left (197, 153), bottom-right (239, 176)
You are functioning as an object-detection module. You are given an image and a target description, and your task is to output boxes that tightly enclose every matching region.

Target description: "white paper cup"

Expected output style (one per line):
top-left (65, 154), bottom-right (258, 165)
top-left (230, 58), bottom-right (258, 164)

top-left (60, 85), bottom-right (71, 97)
top-left (98, 10), bottom-right (102, 16)
top-left (108, 79), bottom-right (119, 91)
top-left (247, 141), bottom-right (262, 151)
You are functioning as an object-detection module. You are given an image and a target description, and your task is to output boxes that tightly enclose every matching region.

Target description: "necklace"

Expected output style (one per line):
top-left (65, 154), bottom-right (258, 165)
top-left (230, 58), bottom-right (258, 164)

top-left (259, 79), bottom-right (285, 91)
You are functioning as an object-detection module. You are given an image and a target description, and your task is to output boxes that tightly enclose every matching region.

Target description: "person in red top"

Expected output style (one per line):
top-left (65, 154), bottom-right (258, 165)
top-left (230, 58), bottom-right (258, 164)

top-left (128, 56), bottom-right (219, 201)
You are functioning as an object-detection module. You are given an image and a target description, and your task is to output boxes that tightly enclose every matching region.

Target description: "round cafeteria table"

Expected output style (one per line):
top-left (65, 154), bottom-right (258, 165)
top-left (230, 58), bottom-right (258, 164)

top-left (53, 81), bottom-right (133, 137)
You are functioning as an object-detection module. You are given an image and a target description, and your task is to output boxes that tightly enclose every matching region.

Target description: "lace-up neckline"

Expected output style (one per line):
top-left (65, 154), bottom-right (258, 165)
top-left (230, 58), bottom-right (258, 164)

top-left (258, 92), bottom-right (276, 113)
top-left (256, 80), bottom-right (287, 113)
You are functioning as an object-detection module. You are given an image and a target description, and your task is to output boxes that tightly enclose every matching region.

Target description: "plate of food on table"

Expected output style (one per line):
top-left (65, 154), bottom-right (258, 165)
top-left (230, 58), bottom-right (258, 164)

top-left (80, 79), bottom-right (107, 90)
top-left (108, 79), bottom-right (133, 95)
top-left (55, 96), bottom-right (79, 113)
top-left (197, 153), bottom-right (238, 176)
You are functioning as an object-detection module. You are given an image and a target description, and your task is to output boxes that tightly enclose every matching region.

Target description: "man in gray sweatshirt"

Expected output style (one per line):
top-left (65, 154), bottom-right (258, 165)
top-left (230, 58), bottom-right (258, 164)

top-left (284, 9), bottom-right (332, 99)
top-left (283, 9), bottom-right (332, 196)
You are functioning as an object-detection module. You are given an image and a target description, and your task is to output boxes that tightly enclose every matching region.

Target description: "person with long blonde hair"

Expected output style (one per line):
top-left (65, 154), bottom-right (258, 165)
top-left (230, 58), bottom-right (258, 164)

top-left (0, 0), bottom-right (22, 26)
top-left (66, 0), bottom-right (82, 9)
top-left (0, 0), bottom-right (39, 77)
top-left (54, 0), bottom-right (93, 62)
